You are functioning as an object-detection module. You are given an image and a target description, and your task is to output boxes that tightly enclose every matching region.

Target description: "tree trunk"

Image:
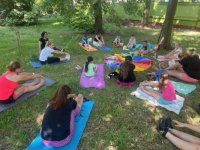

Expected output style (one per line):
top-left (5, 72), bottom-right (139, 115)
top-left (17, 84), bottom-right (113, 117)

top-left (93, 0), bottom-right (103, 33)
top-left (158, 0), bottom-right (178, 50)
top-left (142, 0), bottom-right (151, 27)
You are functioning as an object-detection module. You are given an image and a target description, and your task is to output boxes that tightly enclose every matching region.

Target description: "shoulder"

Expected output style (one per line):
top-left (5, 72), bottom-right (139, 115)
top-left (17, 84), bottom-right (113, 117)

top-left (39, 38), bottom-right (43, 41)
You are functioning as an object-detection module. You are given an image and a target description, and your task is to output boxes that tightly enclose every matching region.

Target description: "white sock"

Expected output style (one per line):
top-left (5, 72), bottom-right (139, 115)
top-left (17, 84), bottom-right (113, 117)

top-left (65, 54), bottom-right (70, 61)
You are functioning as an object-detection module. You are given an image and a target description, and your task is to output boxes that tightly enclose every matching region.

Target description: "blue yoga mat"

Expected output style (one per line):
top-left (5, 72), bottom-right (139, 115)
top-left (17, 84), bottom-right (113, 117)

top-left (0, 77), bottom-right (55, 112)
top-left (96, 45), bottom-right (112, 51)
top-left (171, 81), bottom-right (197, 95)
top-left (130, 43), bottom-right (153, 51)
top-left (27, 100), bottom-right (94, 150)
top-left (30, 61), bottom-right (67, 68)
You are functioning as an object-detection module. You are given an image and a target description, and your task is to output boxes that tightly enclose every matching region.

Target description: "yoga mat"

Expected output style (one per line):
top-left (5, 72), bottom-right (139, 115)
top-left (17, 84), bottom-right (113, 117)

top-left (30, 61), bottom-right (67, 68)
top-left (171, 81), bottom-right (197, 95)
top-left (27, 100), bottom-right (94, 150)
top-left (0, 77), bottom-right (55, 112)
top-left (96, 45), bottom-right (112, 51)
top-left (78, 43), bottom-right (97, 52)
top-left (131, 87), bottom-right (185, 114)
top-left (130, 43), bottom-right (153, 51)
top-left (104, 54), bottom-right (153, 72)
top-left (80, 64), bottom-right (105, 89)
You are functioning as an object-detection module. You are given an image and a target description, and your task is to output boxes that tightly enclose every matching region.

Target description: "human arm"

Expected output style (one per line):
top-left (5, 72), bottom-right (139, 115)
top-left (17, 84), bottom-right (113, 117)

top-left (140, 80), bottom-right (159, 87)
top-left (39, 41), bottom-right (42, 50)
top-left (101, 36), bottom-right (105, 44)
top-left (173, 120), bottom-right (200, 133)
top-left (53, 50), bottom-right (65, 55)
top-left (74, 94), bottom-right (83, 108)
top-left (165, 62), bottom-right (182, 70)
top-left (15, 72), bottom-right (43, 82)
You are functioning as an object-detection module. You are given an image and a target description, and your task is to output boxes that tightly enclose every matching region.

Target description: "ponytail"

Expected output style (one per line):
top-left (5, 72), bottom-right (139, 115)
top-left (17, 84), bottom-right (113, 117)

top-left (85, 56), bottom-right (93, 72)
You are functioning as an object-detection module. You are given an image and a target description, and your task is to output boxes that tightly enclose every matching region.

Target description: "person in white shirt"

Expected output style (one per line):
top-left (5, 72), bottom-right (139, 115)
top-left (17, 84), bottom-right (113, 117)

top-left (123, 35), bottom-right (136, 50)
top-left (113, 36), bottom-right (123, 47)
top-left (39, 42), bottom-right (70, 64)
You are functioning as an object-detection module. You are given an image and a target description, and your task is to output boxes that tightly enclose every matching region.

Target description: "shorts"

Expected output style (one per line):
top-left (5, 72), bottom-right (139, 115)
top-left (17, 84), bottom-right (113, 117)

top-left (0, 94), bottom-right (16, 104)
top-left (180, 73), bottom-right (199, 83)
top-left (158, 97), bottom-right (174, 105)
top-left (47, 57), bottom-right (60, 64)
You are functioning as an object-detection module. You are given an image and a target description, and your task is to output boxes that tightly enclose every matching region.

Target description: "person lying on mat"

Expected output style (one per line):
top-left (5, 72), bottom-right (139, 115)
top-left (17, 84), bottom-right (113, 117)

top-left (39, 31), bottom-right (63, 52)
top-left (85, 56), bottom-right (97, 77)
top-left (93, 33), bottom-right (105, 47)
top-left (41, 85), bottom-right (83, 147)
top-left (140, 73), bottom-right (176, 105)
top-left (107, 56), bottom-right (136, 86)
top-left (113, 36), bottom-right (123, 47)
top-left (39, 42), bottom-right (70, 65)
top-left (157, 42), bottom-right (182, 61)
top-left (0, 61), bottom-right (45, 104)
top-left (123, 35), bottom-right (136, 50)
top-left (165, 52), bottom-right (200, 83)
top-left (157, 117), bottom-right (200, 150)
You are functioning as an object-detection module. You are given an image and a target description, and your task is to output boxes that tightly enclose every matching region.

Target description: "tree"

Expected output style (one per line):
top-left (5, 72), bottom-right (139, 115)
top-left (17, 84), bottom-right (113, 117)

top-left (142, 0), bottom-right (151, 26)
top-left (158, 0), bottom-right (178, 50)
top-left (93, 0), bottom-right (103, 33)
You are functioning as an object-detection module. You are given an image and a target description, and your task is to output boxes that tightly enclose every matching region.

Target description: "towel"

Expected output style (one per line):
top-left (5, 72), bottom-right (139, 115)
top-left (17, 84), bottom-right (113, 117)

top-left (78, 43), bottom-right (97, 52)
top-left (130, 87), bottom-right (185, 114)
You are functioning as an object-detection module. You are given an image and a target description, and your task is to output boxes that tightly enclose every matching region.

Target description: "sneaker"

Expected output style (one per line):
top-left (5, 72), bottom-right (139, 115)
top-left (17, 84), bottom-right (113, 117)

top-left (156, 117), bottom-right (169, 137)
top-left (166, 117), bottom-right (173, 129)
top-left (106, 75), bottom-right (110, 79)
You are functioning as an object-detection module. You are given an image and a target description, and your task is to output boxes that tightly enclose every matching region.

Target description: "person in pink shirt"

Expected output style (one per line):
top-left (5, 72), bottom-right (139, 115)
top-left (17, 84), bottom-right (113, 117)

top-left (0, 61), bottom-right (45, 104)
top-left (140, 73), bottom-right (176, 105)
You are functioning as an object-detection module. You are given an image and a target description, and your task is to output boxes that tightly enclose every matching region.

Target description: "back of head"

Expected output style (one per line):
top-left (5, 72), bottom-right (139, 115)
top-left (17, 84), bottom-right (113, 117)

top-left (125, 56), bottom-right (132, 62)
top-left (7, 61), bottom-right (21, 72)
top-left (85, 56), bottom-right (93, 72)
top-left (47, 42), bottom-right (53, 47)
top-left (50, 85), bottom-right (71, 110)
top-left (159, 73), bottom-right (169, 88)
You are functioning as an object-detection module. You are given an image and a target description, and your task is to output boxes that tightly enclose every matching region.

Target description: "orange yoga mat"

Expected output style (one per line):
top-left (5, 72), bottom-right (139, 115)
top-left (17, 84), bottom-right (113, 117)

top-left (79, 43), bottom-right (97, 52)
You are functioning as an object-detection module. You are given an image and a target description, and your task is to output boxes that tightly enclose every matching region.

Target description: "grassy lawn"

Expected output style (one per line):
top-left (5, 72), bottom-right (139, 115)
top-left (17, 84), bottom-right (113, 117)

top-left (0, 17), bottom-right (200, 150)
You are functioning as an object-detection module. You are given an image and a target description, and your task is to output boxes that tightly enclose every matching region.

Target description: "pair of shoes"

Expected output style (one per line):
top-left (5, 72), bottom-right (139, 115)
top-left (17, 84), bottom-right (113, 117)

top-left (157, 117), bottom-right (173, 137)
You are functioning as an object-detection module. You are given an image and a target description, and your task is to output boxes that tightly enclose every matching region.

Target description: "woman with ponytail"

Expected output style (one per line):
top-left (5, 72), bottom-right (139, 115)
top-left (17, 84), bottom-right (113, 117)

top-left (84, 56), bottom-right (97, 77)
top-left (140, 73), bottom-right (176, 105)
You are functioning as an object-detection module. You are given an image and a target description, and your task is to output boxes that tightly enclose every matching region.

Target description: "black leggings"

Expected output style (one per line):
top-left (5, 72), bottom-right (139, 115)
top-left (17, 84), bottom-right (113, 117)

top-left (0, 94), bottom-right (15, 104)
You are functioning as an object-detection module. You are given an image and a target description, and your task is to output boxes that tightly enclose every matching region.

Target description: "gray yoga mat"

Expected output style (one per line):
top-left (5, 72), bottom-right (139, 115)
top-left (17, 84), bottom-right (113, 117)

top-left (0, 77), bottom-right (55, 112)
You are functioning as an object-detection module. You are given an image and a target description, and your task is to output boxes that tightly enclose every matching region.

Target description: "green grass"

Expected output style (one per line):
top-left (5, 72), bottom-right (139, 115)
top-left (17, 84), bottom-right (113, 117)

top-left (0, 18), bottom-right (200, 150)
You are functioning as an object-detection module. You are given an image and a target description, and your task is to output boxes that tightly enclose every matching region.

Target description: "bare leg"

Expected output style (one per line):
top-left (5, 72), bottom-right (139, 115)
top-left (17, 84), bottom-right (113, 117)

top-left (166, 70), bottom-right (183, 80)
top-left (140, 85), bottom-right (161, 100)
top-left (14, 78), bottom-right (45, 99)
top-left (170, 129), bottom-right (200, 145)
top-left (166, 132), bottom-right (200, 150)
top-left (75, 94), bottom-right (83, 108)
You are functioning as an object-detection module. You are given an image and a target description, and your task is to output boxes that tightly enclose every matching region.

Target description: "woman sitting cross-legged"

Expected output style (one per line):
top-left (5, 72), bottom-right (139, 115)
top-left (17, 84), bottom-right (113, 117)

top-left (0, 61), bottom-right (45, 104)
top-left (39, 42), bottom-right (70, 65)
top-left (41, 85), bottom-right (83, 147)
top-left (140, 73), bottom-right (176, 105)
top-left (107, 56), bottom-right (136, 86)
top-left (84, 56), bottom-right (97, 77)
top-left (165, 53), bottom-right (200, 83)
top-left (93, 33), bottom-right (105, 47)
top-left (157, 117), bottom-right (200, 150)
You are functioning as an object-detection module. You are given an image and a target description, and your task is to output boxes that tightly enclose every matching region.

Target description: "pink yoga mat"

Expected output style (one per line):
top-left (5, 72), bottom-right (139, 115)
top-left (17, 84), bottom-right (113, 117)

top-left (80, 64), bottom-right (105, 89)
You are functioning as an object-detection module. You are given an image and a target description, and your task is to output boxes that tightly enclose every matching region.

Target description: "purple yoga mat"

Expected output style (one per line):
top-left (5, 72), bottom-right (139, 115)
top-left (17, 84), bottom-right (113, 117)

top-left (80, 64), bottom-right (105, 89)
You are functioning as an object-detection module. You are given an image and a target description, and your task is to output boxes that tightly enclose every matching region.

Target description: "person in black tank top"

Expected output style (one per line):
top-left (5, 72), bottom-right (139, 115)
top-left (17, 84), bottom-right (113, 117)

top-left (93, 33), bottom-right (105, 47)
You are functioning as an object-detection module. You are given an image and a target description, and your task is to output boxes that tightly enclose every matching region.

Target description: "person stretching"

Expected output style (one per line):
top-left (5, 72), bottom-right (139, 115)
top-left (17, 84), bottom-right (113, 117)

top-left (140, 73), bottom-right (176, 105)
top-left (93, 33), bottom-right (105, 47)
top-left (157, 117), bottom-right (200, 150)
top-left (84, 56), bottom-right (97, 77)
top-left (41, 85), bottom-right (83, 147)
top-left (107, 56), bottom-right (136, 86)
top-left (0, 61), bottom-right (45, 104)
top-left (39, 42), bottom-right (70, 65)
